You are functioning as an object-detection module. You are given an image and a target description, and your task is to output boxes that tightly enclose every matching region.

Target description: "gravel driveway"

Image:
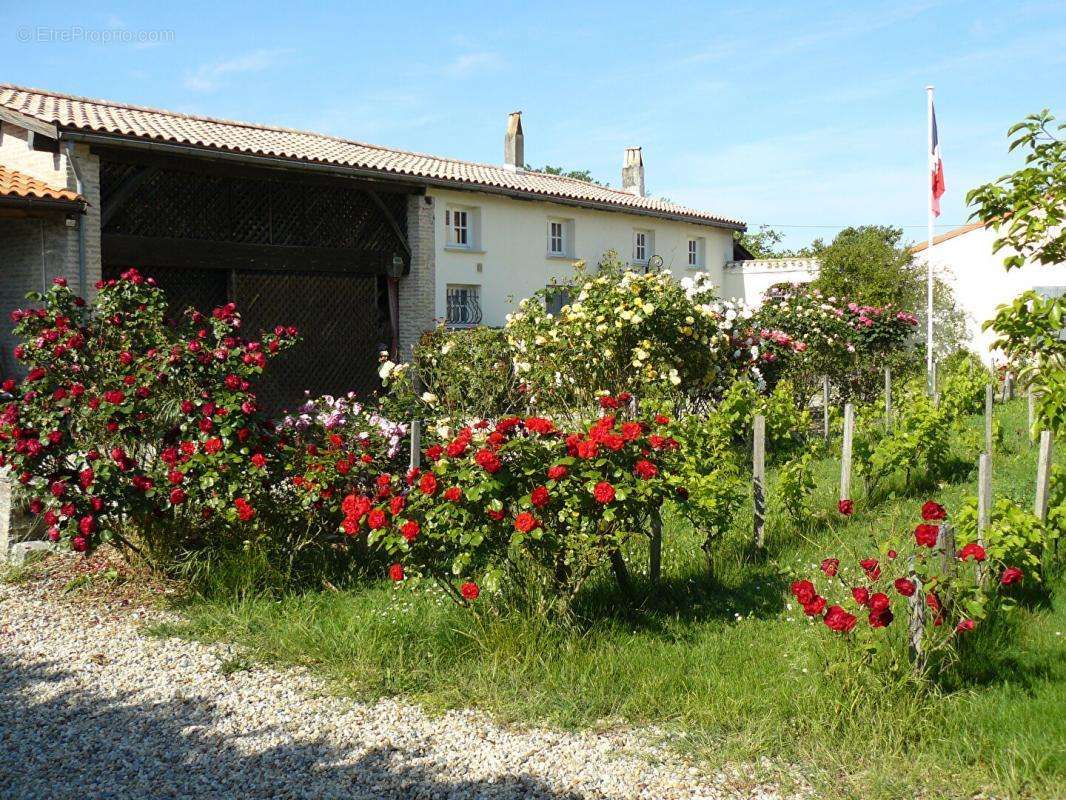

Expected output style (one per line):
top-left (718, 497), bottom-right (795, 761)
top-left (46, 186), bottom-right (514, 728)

top-left (0, 582), bottom-right (802, 800)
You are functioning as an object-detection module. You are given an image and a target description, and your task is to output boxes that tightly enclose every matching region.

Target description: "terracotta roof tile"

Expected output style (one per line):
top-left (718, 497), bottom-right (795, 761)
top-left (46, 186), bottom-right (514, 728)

top-left (0, 164), bottom-right (83, 203)
top-left (0, 84), bottom-right (743, 229)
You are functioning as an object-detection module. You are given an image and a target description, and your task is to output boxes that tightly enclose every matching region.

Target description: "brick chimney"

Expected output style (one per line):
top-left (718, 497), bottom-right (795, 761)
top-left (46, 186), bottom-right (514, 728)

top-left (622, 147), bottom-right (645, 196)
top-left (504, 111), bottom-right (524, 171)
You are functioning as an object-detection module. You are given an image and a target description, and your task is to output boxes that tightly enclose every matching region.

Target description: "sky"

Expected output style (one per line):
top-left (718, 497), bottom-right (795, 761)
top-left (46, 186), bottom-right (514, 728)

top-left (1, 0), bottom-right (1063, 250)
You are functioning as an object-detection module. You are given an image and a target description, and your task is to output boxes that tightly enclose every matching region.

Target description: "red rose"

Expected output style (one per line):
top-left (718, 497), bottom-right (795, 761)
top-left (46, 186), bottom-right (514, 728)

top-left (78, 515), bottom-right (95, 536)
top-left (851, 586), bottom-right (870, 606)
top-left (869, 592), bottom-right (890, 613)
top-left (838, 499), bottom-right (854, 515)
top-left (860, 558), bottom-right (881, 580)
top-left (460, 581), bottom-right (480, 601)
top-left (401, 520), bottom-right (420, 542)
top-left (790, 579), bottom-right (816, 605)
top-left (234, 498), bottom-right (255, 522)
top-left (524, 417), bottom-right (555, 435)
top-left (893, 578), bottom-right (916, 597)
top-left (250, 453), bottom-right (267, 468)
top-left (959, 542), bottom-right (986, 562)
top-left (425, 444), bottom-right (444, 461)
top-left (367, 508), bottom-right (388, 530)
top-left (823, 605), bottom-right (857, 633)
top-left (474, 448), bottom-right (502, 474)
top-left (71, 536), bottom-right (88, 553)
top-left (621, 421), bottom-right (643, 441)
top-left (633, 459), bottom-right (658, 479)
top-left (419, 472), bottom-right (438, 496)
top-left (921, 501), bottom-right (947, 521)
top-left (514, 512), bottom-right (540, 533)
top-left (654, 413), bottom-right (670, 425)
top-left (443, 486), bottom-right (463, 503)
top-left (170, 488), bottom-right (187, 505)
top-left (1000, 566), bottom-right (1023, 586)
top-left (914, 523), bottom-right (939, 547)
top-left (389, 563), bottom-right (405, 582)
top-left (547, 465), bottom-right (568, 481)
top-left (486, 507), bottom-right (506, 521)
top-left (955, 619), bottom-right (975, 633)
top-left (820, 558), bottom-right (839, 577)
top-left (203, 438), bottom-right (223, 455)
top-left (530, 486), bottom-right (550, 508)
top-left (390, 495), bottom-right (405, 516)
top-left (446, 438), bottom-right (469, 458)
top-left (599, 396), bottom-right (619, 410)
top-left (576, 439), bottom-right (599, 459)
top-left (803, 596), bottom-right (827, 616)
top-left (868, 608), bottom-right (894, 628)
top-left (593, 481), bottom-right (616, 504)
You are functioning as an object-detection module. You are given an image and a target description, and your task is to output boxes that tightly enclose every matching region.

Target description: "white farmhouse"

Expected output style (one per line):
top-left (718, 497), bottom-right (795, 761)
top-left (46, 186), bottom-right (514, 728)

top-left (911, 222), bottom-right (1066, 362)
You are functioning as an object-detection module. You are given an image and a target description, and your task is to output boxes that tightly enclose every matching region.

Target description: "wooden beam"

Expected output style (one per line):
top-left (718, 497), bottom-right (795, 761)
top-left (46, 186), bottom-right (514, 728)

top-left (367, 189), bottom-right (411, 258)
top-left (0, 107), bottom-right (58, 139)
top-left (101, 166), bottom-right (155, 229)
top-left (103, 234), bottom-right (391, 275)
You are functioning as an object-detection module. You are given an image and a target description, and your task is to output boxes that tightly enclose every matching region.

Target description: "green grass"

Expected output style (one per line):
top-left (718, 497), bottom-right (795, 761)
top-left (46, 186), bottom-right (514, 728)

top-left (160, 398), bottom-right (1066, 799)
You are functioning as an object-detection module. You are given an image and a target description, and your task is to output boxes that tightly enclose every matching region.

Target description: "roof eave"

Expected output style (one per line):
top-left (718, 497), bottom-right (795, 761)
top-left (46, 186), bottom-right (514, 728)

top-left (59, 129), bottom-right (746, 232)
top-left (0, 194), bottom-right (86, 213)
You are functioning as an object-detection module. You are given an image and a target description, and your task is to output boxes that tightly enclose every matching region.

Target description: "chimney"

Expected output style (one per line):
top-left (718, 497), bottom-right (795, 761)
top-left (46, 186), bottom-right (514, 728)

top-left (622, 147), bottom-right (645, 196)
top-left (504, 111), bottom-right (524, 171)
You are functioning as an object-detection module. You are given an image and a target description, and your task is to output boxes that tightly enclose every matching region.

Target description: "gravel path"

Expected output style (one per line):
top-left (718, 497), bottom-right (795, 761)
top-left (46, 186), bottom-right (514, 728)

top-left (0, 582), bottom-right (805, 800)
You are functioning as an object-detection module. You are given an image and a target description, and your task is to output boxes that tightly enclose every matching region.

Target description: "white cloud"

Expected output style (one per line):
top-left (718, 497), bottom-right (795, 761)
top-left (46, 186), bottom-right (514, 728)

top-left (443, 51), bottom-right (502, 78)
top-left (184, 49), bottom-right (288, 92)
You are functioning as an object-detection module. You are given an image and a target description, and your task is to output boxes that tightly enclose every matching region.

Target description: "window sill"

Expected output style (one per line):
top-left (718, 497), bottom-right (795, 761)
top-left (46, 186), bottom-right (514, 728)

top-left (444, 246), bottom-right (486, 255)
top-left (545, 253), bottom-right (575, 261)
top-left (686, 264), bottom-right (706, 270)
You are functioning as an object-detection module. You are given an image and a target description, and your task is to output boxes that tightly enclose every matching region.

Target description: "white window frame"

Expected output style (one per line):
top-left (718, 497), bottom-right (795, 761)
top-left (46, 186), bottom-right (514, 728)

top-left (445, 205), bottom-right (479, 250)
top-left (633, 229), bottom-right (652, 265)
top-left (546, 217), bottom-right (574, 257)
top-left (687, 237), bottom-right (705, 269)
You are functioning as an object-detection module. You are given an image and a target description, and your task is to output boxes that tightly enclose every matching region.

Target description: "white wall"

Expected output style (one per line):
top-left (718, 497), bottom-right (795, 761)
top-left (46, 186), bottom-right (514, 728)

top-left (720, 259), bottom-right (819, 306)
top-left (912, 225), bottom-right (1066, 363)
top-left (428, 188), bottom-right (735, 327)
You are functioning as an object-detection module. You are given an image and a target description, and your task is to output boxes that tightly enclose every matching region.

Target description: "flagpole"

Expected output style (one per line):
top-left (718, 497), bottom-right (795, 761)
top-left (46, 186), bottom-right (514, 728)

top-left (925, 85), bottom-right (935, 392)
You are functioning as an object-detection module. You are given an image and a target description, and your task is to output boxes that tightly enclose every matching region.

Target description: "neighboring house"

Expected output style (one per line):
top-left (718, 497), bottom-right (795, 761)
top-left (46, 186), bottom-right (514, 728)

top-left (0, 85), bottom-right (745, 407)
top-left (720, 257), bottom-right (819, 305)
top-left (911, 222), bottom-right (1066, 363)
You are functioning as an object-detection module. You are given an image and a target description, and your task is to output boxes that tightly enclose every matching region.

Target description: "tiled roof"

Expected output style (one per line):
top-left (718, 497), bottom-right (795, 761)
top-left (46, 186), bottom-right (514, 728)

top-left (0, 164), bottom-right (83, 204)
top-left (0, 84), bottom-right (744, 229)
top-left (910, 222), bottom-right (986, 253)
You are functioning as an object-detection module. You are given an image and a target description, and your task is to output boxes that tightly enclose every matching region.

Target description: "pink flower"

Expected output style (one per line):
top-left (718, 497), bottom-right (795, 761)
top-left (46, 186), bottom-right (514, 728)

top-left (838, 499), bottom-right (854, 516)
top-left (1000, 566), bottom-right (1023, 585)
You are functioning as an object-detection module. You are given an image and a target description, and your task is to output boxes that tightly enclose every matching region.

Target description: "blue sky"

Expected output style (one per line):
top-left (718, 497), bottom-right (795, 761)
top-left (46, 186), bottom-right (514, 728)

top-left (2, 1), bottom-right (1063, 249)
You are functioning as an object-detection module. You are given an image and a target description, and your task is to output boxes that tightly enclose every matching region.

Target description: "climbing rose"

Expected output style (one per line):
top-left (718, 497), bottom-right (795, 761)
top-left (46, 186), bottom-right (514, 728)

top-left (514, 512), bottom-right (540, 533)
top-left (474, 448), bottom-right (502, 474)
top-left (823, 605), bottom-right (857, 633)
top-left (367, 509), bottom-right (387, 530)
top-left (959, 542), bottom-right (987, 562)
top-left (921, 501), bottom-right (947, 521)
top-left (401, 520), bottom-right (420, 542)
top-left (790, 579), bottom-right (816, 605)
top-left (893, 577), bottom-right (916, 597)
top-left (425, 444), bottom-right (444, 461)
top-left (593, 481), bottom-right (616, 504)
top-left (820, 558), bottom-right (839, 577)
top-left (838, 499), bottom-right (854, 516)
top-left (389, 563), bottom-right (405, 582)
top-left (914, 523), bottom-right (939, 548)
top-left (460, 581), bottom-right (480, 601)
top-left (418, 472), bottom-right (438, 496)
top-left (633, 459), bottom-right (658, 479)
top-left (443, 486), bottom-right (463, 503)
top-left (1000, 566), bottom-right (1024, 585)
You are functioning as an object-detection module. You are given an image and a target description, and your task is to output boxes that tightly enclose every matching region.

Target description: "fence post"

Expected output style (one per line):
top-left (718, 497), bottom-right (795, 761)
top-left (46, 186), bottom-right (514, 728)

top-left (822, 376), bottom-right (830, 440)
top-left (907, 554), bottom-right (926, 673)
top-left (977, 453), bottom-right (992, 588)
top-left (931, 360), bottom-right (938, 395)
top-left (1004, 371), bottom-right (1015, 402)
top-left (984, 384), bottom-right (994, 455)
top-left (937, 522), bottom-right (956, 611)
top-left (409, 419), bottom-right (422, 470)
top-left (1035, 430), bottom-right (1053, 523)
top-left (840, 403), bottom-right (854, 503)
top-left (753, 414), bottom-right (766, 551)
top-left (1028, 388), bottom-right (1037, 447)
top-left (884, 367), bottom-right (892, 428)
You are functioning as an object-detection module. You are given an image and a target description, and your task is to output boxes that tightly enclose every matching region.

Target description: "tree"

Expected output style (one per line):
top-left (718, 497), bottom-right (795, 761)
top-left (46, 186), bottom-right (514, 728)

top-left (811, 225), bottom-right (922, 308)
top-left (733, 225), bottom-right (788, 258)
top-left (527, 165), bottom-right (608, 186)
top-left (966, 110), bottom-right (1064, 269)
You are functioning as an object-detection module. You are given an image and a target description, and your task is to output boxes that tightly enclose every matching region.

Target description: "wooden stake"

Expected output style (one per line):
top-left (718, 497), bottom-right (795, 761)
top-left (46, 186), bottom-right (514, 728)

top-left (0, 468), bottom-right (11, 560)
top-left (822, 376), bottom-right (830, 440)
top-left (937, 522), bottom-right (956, 610)
top-left (1005, 371), bottom-right (1015, 401)
top-left (753, 414), bottom-right (766, 550)
top-left (649, 509), bottom-right (663, 583)
top-left (977, 453), bottom-right (992, 588)
top-left (907, 554), bottom-right (926, 673)
top-left (884, 367), bottom-right (892, 428)
top-left (984, 384), bottom-right (994, 455)
top-left (840, 403), bottom-right (854, 502)
top-left (1035, 430), bottom-right (1053, 523)
top-left (1028, 388), bottom-right (1037, 446)
top-left (409, 419), bottom-right (422, 470)
top-left (931, 360), bottom-right (938, 395)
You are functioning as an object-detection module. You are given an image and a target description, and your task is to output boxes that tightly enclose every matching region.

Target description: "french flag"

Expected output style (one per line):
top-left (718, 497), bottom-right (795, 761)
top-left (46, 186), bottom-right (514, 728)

top-left (930, 104), bottom-right (946, 217)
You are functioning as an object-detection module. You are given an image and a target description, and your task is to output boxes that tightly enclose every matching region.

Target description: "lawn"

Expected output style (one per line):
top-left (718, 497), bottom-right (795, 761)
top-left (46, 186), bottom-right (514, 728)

top-left (162, 397), bottom-right (1066, 799)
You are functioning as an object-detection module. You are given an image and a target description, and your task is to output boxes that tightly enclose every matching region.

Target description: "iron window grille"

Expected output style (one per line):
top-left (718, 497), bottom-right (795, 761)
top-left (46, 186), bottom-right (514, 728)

top-left (446, 284), bottom-right (482, 326)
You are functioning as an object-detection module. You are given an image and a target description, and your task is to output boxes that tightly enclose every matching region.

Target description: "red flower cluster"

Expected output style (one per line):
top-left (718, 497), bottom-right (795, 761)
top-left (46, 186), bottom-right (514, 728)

top-left (838, 499), bottom-right (854, 516)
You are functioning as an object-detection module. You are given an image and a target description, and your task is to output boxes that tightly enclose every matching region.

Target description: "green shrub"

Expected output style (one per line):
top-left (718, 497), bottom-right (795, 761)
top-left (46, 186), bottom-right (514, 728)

top-left (716, 379), bottom-right (812, 461)
top-left (954, 497), bottom-right (1055, 581)
top-left (937, 351), bottom-right (991, 418)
